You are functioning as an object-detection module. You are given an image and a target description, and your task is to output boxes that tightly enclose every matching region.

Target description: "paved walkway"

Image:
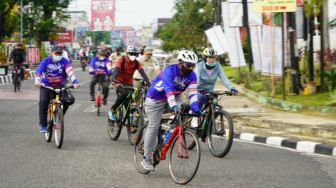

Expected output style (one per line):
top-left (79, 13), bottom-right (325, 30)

top-left (213, 80), bottom-right (336, 156)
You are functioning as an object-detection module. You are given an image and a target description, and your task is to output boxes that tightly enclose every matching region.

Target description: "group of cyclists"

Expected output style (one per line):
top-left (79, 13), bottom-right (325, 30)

top-left (30, 42), bottom-right (237, 172)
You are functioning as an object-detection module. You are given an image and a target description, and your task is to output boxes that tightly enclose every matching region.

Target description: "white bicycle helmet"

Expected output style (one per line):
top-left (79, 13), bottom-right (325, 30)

top-left (126, 45), bottom-right (139, 53)
top-left (177, 50), bottom-right (198, 64)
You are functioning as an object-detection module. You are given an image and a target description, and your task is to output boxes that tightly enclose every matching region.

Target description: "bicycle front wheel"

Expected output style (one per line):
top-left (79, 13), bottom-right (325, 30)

top-left (54, 108), bottom-right (64, 148)
top-left (107, 108), bottom-right (123, 140)
top-left (133, 125), bottom-right (151, 174)
top-left (207, 110), bottom-right (234, 158)
top-left (127, 107), bottom-right (144, 145)
top-left (45, 106), bottom-right (53, 142)
top-left (169, 130), bottom-right (201, 185)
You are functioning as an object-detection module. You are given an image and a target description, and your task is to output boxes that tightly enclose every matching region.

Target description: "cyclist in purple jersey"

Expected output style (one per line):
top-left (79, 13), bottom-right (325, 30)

top-left (35, 46), bottom-right (80, 133)
top-left (141, 50), bottom-right (203, 171)
top-left (89, 49), bottom-right (112, 104)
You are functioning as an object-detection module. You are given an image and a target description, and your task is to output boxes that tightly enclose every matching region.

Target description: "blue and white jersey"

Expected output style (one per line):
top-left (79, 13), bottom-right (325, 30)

top-left (35, 57), bottom-right (78, 86)
top-left (146, 64), bottom-right (199, 113)
top-left (89, 57), bottom-right (112, 74)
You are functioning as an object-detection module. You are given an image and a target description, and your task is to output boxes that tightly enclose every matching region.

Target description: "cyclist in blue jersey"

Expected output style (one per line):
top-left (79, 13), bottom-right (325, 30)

top-left (141, 50), bottom-right (203, 171)
top-left (35, 46), bottom-right (80, 133)
top-left (196, 48), bottom-right (237, 109)
top-left (89, 49), bottom-right (112, 105)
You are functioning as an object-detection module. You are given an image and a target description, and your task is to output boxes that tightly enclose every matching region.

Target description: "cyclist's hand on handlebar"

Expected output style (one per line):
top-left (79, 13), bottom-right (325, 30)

top-left (89, 72), bottom-right (95, 75)
top-left (35, 83), bottom-right (41, 88)
top-left (147, 82), bottom-right (151, 89)
top-left (195, 111), bottom-right (204, 117)
top-left (171, 106), bottom-right (179, 115)
top-left (112, 81), bottom-right (120, 88)
top-left (231, 88), bottom-right (238, 95)
top-left (7, 62), bottom-right (11, 65)
top-left (74, 84), bottom-right (80, 89)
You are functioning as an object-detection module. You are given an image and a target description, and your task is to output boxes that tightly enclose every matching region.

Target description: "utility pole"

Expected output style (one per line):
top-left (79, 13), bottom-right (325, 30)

top-left (20, 0), bottom-right (23, 43)
top-left (242, 0), bottom-right (252, 72)
top-left (320, 5), bottom-right (326, 89)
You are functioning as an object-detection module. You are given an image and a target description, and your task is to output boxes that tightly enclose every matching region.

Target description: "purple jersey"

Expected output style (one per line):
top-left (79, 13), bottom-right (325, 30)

top-left (89, 57), bottom-right (112, 74)
top-left (146, 64), bottom-right (199, 113)
top-left (35, 57), bottom-right (78, 86)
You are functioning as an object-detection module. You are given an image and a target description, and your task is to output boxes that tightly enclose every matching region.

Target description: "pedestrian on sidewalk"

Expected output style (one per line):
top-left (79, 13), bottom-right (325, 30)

top-left (195, 48), bottom-right (237, 109)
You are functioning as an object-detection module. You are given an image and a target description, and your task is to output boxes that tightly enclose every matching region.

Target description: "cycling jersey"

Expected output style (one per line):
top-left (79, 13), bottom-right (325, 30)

top-left (89, 57), bottom-right (112, 75)
top-left (35, 57), bottom-right (78, 86)
top-left (146, 64), bottom-right (199, 113)
top-left (114, 56), bottom-right (143, 85)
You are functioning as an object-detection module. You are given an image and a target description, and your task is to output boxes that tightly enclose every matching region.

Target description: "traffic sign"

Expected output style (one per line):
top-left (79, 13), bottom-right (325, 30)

top-left (253, 0), bottom-right (297, 13)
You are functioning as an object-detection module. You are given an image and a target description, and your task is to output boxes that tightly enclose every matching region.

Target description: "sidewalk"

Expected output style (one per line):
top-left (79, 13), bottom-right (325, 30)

top-left (213, 80), bottom-right (336, 156)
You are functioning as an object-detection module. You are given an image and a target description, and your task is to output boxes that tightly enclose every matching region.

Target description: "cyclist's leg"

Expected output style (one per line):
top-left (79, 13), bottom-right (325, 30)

top-left (197, 91), bottom-right (207, 109)
top-left (39, 87), bottom-right (51, 126)
top-left (102, 77), bottom-right (109, 99)
top-left (143, 100), bottom-right (167, 158)
top-left (90, 75), bottom-right (97, 97)
top-left (19, 65), bottom-right (25, 81)
top-left (111, 87), bottom-right (129, 111)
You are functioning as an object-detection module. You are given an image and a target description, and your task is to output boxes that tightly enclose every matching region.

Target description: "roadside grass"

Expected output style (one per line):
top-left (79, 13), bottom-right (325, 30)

top-left (222, 65), bottom-right (333, 106)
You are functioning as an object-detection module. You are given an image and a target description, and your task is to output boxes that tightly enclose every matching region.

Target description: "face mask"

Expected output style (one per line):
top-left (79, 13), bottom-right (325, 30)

top-left (181, 64), bottom-right (193, 75)
top-left (205, 62), bottom-right (216, 70)
top-left (99, 57), bottom-right (105, 60)
top-left (53, 55), bottom-right (62, 62)
top-left (145, 57), bottom-right (150, 61)
top-left (128, 55), bottom-right (136, 62)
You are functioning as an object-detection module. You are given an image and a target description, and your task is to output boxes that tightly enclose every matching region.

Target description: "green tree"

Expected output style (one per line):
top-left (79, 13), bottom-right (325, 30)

top-left (0, 0), bottom-right (20, 42)
top-left (85, 31), bottom-right (111, 46)
top-left (22, 0), bottom-right (71, 48)
top-left (155, 0), bottom-right (213, 52)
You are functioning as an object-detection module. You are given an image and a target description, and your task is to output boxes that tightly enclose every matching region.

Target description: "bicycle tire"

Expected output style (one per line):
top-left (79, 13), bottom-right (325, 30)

top-left (207, 110), bottom-right (234, 158)
top-left (133, 125), bottom-right (151, 174)
top-left (169, 130), bottom-right (201, 185)
top-left (45, 105), bottom-right (53, 142)
top-left (54, 108), bottom-right (64, 148)
top-left (127, 107), bottom-right (144, 145)
top-left (107, 108), bottom-right (123, 140)
top-left (96, 95), bottom-right (102, 116)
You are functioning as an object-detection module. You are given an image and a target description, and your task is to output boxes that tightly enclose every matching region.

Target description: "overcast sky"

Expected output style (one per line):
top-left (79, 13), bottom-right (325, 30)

top-left (68, 0), bottom-right (175, 29)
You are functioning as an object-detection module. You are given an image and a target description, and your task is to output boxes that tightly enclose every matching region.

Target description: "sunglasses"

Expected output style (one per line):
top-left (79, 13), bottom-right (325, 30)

top-left (182, 62), bottom-right (195, 69)
top-left (129, 53), bottom-right (138, 56)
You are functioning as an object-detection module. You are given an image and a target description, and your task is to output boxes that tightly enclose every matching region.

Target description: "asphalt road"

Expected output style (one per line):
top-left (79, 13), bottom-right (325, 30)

top-left (0, 62), bottom-right (335, 187)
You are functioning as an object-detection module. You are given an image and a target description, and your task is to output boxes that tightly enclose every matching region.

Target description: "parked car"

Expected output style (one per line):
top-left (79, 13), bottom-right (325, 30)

top-left (152, 49), bottom-right (173, 60)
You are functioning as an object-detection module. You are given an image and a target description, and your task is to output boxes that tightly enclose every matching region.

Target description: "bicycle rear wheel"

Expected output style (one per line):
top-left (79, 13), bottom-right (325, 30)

top-left (127, 107), bottom-right (144, 145)
top-left (45, 106), bottom-right (53, 142)
top-left (107, 108), bottom-right (123, 140)
top-left (54, 108), bottom-right (64, 148)
top-left (133, 125), bottom-right (151, 174)
top-left (169, 130), bottom-right (200, 185)
top-left (207, 110), bottom-right (234, 158)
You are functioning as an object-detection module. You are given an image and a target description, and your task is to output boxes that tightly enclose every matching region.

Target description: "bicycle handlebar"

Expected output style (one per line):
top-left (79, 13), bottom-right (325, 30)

top-left (199, 89), bottom-right (234, 96)
top-left (41, 84), bottom-right (73, 93)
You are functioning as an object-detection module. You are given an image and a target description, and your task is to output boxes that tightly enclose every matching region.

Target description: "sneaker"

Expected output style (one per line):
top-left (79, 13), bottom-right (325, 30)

top-left (141, 157), bottom-right (154, 171)
top-left (103, 98), bottom-right (107, 105)
top-left (40, 125), bottom-right (48, 133)
top-left (90, 96), bottom-right (95, 101)
top-left (108, 110), bottom-right (116, 121)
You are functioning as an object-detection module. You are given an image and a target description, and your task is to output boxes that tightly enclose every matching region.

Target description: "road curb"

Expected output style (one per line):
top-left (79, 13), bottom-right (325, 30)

top-left (0, 71), bottom-right (35, 85)
top-left (234, 131), bottom-right (336, 157)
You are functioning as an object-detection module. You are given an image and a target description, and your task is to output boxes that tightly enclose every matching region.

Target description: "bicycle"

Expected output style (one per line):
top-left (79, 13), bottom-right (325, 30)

top-left (43, 84), bottom-right (74, 148)
top-left (12, 65), bottom-right (22, 92)
top-left (133, 108), bottom-right (201, 185)
top-left (94, 74), bottom-right (105, 116)
top-left (107, 79), bottom-right (145, 145)
top-left (184, 90), bottom-right (234, 158)
top-left (133, 78), bottom-right (148, 110)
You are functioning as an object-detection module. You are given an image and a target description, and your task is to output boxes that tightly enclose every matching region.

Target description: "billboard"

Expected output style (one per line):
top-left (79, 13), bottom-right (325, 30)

top-left (91, 0), bottom-right (115, 31)
top-left (57, 30), bottom-right (72, 43)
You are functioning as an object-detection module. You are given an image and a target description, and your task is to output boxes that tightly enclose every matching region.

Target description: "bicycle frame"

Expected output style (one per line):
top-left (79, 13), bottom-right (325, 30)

top-left (160, 125), bottom-right (189, 160)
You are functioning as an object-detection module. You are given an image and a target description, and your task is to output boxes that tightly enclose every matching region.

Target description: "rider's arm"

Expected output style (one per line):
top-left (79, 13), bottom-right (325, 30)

top-left (105, 59), bottom-right (112, 75)
top-left (89, 57), bottom-right (96, 74)
top-left (217, 62), bottom-right (235, 90)
top-left (35, 58), bottom-right (48, 85)
top-left (111, 57), bottom-right (123, 81)
top-left (152, 57), bottom-right (161, 75)
top-left (187, 72), bottom-right (200, 113)
top-left (161, 69), bottom-right (178, 109)
top-left (64, 59), bottom-right (78, 85)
